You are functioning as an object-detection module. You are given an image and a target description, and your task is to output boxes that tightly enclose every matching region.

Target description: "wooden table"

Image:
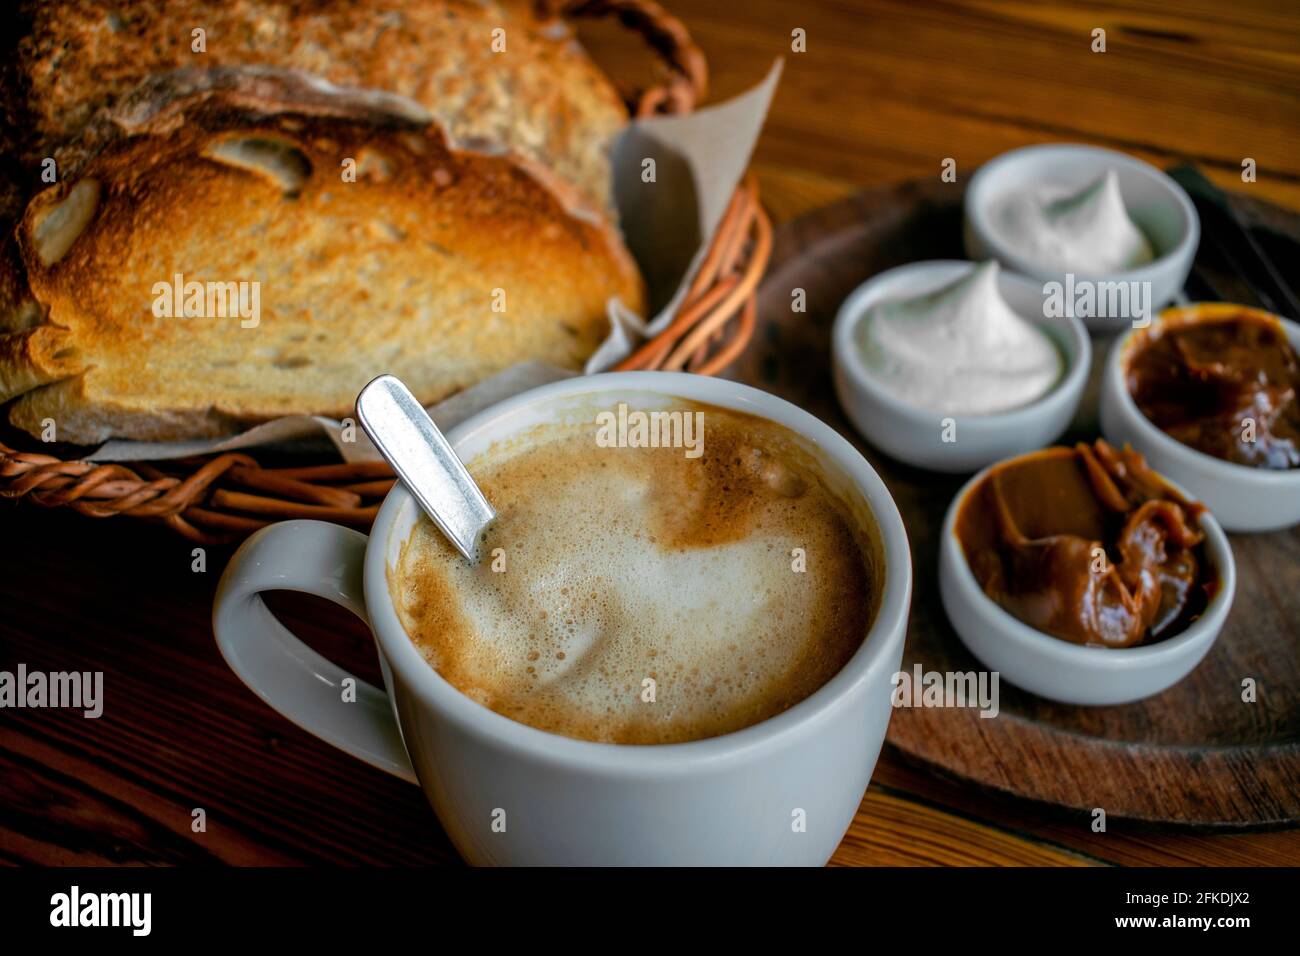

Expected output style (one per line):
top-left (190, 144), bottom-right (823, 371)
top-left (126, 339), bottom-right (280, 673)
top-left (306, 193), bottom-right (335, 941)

top-left (646, 0), bottom-right (1300, 219)
top-left (3, 0), bottom-right (1299, 867)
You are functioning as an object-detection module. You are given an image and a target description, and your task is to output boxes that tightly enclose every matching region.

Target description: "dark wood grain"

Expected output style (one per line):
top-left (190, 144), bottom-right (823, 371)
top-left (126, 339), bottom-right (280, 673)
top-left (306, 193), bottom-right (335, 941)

top-left (582, 0), bottom-right (1300, 219)
top-left (729, 178), bottom-right (1300, 827)
top-left (0, 506), bottom-right (460, 866)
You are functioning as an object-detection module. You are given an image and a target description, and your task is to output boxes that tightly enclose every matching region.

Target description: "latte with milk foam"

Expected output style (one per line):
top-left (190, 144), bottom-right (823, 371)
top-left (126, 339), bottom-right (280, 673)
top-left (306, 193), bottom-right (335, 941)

top-left (390, 399), bottom-right (882, 745)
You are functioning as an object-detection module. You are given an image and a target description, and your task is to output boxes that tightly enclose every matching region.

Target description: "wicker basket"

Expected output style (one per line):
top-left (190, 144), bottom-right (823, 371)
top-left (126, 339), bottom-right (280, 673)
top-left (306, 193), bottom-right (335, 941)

top-left (0, 0), bottom-right (771, 544)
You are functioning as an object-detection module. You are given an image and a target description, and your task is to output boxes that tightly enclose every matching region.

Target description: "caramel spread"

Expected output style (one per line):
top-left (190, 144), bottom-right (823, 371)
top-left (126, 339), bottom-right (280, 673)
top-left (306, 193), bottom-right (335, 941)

top-left (957, 440), bottom-right (1215, 648)
top-left (1127, 307), bottom-right (1300, 469)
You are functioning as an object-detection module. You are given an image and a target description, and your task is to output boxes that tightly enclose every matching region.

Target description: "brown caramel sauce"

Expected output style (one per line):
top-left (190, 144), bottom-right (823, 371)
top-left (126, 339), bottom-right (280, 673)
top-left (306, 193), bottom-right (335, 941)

top-left (956, 440), bottom-right (1217, 648)
top-left (1127, 306), bottom-right (1300, 469)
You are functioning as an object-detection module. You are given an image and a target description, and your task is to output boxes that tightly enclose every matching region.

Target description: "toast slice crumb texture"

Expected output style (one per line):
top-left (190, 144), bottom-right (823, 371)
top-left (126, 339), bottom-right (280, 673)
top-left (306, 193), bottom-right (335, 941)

top-left (7, 0), bottom-right (628, 214)
top-left (9, 67), bottom-right (644, 444)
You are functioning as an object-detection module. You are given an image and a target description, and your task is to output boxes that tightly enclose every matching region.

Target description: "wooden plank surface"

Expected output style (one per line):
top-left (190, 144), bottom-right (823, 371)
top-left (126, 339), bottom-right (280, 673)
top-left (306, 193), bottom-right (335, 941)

top-left (3, 0), bottom-right (1299, 867)
top-left (584, 0), bottom-right (1300, 217)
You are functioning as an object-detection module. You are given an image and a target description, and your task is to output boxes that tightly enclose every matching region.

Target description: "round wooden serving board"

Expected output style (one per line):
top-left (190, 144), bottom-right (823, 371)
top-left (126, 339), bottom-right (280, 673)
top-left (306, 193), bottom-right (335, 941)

top-left (729, 178), bottom-right (1300, 829)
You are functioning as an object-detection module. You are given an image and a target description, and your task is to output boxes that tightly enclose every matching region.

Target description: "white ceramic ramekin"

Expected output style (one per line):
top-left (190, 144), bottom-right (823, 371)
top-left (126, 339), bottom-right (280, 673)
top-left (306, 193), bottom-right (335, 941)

top-left (964, 144), bottom-right (1199, 331)
top-left (831, 260), bottom-right (1090, 473)
top-left (938, 455), bottom-right (1236, 706)
top-left (1099, 304), bottom-right (1300, 532)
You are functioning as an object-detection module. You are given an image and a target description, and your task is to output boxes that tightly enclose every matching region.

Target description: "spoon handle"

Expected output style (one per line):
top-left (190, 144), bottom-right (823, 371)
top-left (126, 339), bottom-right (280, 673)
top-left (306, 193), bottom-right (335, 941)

top-left (356, 374), bottom-right (495, 562)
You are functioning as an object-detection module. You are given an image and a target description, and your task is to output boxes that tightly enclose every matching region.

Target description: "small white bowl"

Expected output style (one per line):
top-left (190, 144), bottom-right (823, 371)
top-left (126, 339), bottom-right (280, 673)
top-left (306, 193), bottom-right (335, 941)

top-left (964, 144), bottom-right (1199, 331)
top-left (831, 260), bottom-right (1090, 473)
top-left (1100, 304), bottom-right (1300, 532)
top-left (939, 457), bottom-right (1236, 705)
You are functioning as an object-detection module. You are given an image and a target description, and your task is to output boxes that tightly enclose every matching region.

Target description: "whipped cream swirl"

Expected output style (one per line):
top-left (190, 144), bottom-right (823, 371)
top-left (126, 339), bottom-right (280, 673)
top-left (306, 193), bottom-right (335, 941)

top-left (991, 169), bottom-right (1155, 274)
top-left (854, 261), bottom-right (1063, 415)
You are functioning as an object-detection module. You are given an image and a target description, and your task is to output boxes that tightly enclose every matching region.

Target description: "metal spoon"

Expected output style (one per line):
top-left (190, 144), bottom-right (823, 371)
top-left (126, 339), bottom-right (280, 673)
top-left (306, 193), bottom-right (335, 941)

top-left (355, 374), bottom-right (495, 563)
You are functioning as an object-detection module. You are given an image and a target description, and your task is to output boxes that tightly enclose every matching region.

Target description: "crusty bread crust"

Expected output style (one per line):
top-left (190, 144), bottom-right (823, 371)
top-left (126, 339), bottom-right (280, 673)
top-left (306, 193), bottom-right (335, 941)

top-left (6, 0), bottom-right (628, 215)
top-left (0, 170), bottom-right (43, 336)
top-left (8, 67), bottom-right (644, 444)
top-left (0, 160), bottom-right (54, 399)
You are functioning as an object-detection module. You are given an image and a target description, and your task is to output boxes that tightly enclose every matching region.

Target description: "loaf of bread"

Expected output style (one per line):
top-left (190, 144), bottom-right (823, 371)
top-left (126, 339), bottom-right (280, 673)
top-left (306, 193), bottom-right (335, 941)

top-left (0, 1), bottom-right (647, 443)
top-left (4, 0), bottom-right (627, 213)
top-left (1, 67), bottom-right (643, 443)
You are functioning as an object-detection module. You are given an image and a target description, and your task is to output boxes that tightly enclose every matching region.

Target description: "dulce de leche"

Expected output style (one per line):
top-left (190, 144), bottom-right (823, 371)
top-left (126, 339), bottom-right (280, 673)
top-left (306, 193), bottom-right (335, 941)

top-left (956, 440), bottom-right (1216, 648)
top-left (1127, 306), bottom-right (1300, 469)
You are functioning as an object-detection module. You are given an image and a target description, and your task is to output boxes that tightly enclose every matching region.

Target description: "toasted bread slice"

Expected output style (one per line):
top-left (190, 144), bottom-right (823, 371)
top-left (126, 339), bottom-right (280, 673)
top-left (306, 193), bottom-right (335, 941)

top-left (7, 67), bottom-right (644, 444)
top-left (5, 0), bottom-right (627, 214)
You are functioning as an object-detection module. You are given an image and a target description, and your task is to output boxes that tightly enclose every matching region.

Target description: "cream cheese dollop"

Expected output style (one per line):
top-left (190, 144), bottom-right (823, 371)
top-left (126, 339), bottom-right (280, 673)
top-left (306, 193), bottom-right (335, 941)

top-left (854, 261), bottom-right (1063, 415)
top-left (991, 169), bottom-right (1155, 274)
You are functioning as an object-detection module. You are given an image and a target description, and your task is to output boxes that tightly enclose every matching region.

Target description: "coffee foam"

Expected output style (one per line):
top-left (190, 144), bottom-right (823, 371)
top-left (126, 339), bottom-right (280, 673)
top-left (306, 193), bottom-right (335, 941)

top-left (391, 400), bottom-right (881, 745)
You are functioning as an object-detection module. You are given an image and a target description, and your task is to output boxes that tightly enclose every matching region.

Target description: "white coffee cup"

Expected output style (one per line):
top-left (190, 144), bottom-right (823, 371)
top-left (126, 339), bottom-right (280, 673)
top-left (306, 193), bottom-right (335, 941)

top-left (212, 371), bottom-right (912, 866)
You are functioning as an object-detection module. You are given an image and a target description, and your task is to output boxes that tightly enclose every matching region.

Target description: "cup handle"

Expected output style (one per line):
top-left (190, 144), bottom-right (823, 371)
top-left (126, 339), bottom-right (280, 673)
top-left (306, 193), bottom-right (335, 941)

top-left (212, 519), bottom-right (417, 783)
